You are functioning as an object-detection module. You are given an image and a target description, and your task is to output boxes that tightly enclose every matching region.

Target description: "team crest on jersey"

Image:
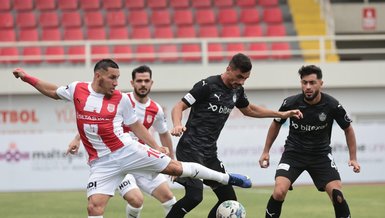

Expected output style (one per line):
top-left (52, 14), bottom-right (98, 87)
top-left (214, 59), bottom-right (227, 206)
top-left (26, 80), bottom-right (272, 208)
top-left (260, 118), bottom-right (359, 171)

top-left (107, 103), bottom-right (115, 112)
top-left (146, 115), bottom-right (153, 123)
top-left (233, 93), bottom-right (237, 103)
top-left (319, 112), bottom-right (327, 121)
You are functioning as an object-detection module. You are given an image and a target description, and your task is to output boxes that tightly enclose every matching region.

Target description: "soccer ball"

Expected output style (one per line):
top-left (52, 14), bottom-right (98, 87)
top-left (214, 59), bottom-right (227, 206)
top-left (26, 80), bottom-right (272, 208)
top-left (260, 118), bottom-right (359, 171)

top-left (216, 200), bottom-right (246, 218)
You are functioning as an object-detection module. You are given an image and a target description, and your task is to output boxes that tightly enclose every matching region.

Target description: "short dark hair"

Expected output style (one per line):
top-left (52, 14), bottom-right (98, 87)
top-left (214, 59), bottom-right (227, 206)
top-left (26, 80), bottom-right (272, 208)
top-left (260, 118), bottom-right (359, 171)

top-left (94, 59), bottom-right (119, 72)
top-left (132, 65), bottom-right (152, 80)
top-left (229, 53), bottom-right (252, 73)
top-left (298, 65), bottom-right (322, 79)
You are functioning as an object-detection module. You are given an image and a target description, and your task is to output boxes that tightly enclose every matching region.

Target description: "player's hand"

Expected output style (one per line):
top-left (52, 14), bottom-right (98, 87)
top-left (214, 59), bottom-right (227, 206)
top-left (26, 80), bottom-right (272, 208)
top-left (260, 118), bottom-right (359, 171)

top-left (171, 125), bottom-right (186, 137)
top-left (259, 153), bottom-right (270, 168)
top-left (159, 146), bottom-right (170, 155)
top-left (12, 68), bottom-right (27, 80)
top-left (348, 160), bottom-right (361, 173)
top-left (66, 137), bottom-right (80, 155)
top-left (282, 109), bottom-right (303, 119)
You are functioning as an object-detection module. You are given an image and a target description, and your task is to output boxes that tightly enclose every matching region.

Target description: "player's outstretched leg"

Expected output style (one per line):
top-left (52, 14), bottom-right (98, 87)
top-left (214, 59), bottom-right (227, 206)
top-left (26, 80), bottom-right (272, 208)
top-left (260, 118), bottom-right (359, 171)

top-left (176, 162), bottom-right (252, 188)
top-left (228, 173), bottom-right (252, 188)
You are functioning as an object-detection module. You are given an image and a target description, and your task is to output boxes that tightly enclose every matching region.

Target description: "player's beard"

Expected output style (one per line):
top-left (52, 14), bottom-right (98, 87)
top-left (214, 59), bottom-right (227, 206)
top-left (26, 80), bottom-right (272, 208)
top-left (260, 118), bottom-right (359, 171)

top-left (99, 78), bottom-right (114, 98)
top-left (303, 89), bottom-right (319, 101)
top-left (135, 87), bottom-right (150, 98)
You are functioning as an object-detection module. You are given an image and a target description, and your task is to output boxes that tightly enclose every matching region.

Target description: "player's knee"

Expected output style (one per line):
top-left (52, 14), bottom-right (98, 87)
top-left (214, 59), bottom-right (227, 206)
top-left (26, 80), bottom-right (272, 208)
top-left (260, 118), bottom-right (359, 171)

top-left (124, 192), bottom-right (144, 208)
top-left (273, 187), bottom-right (288, 201)
top-left (87, 201), bottom-right (105, 215)
top-left (185, 191), bottom-right (203, 207)
top-left (332, 189), bottom-right (345, 204)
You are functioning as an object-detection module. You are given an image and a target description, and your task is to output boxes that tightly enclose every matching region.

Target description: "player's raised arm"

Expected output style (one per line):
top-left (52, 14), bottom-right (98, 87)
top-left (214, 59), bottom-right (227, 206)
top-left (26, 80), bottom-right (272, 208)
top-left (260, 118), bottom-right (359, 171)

top-left (170, 101), bottom-right (188, 137)
top-left (239, 103), bottom-right (303, 119)
top-left (12, 68), bottom-right (60, 100)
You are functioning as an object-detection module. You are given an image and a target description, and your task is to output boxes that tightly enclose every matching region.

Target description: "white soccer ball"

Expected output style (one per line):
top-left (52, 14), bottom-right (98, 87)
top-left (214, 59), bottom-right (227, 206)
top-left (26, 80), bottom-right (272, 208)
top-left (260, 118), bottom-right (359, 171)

top-left (216, 200), bottom-right (246, 218)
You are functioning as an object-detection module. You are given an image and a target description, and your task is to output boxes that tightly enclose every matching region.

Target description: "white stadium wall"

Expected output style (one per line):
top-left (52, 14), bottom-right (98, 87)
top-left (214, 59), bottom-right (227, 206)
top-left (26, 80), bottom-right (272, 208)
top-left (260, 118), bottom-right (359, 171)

top-left (1, 61), bottom-right (385, 191)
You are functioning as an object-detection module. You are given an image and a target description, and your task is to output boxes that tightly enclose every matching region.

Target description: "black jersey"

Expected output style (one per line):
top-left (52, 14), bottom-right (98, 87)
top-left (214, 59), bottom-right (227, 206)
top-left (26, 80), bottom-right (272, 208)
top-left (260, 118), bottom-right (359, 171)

top-left (178, 75), bottom-right (249, 157)
top-left (275, 93), bottom-right (352, 154)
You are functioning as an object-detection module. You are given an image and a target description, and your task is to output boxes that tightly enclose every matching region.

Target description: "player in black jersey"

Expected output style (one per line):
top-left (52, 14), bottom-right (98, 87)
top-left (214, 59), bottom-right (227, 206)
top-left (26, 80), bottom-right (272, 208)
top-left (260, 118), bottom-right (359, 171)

top-left (166, 53), bottom-right (303, 218)
top-left (259, 65), bottom-right (361, 218)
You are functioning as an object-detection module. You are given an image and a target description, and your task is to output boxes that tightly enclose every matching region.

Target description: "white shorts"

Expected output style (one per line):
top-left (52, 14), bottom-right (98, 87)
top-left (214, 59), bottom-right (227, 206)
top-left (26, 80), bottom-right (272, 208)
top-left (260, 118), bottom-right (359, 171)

top-left (86, 141), bottom-right (171, 198)
top-left (118, 173), bottom-right (168, 197)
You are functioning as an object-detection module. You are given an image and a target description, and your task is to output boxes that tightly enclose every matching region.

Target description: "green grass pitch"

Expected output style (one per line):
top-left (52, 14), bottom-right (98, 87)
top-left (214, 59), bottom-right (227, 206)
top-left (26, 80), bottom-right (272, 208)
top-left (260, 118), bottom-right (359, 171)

top-left (0, 184), bottom-right (383, 218)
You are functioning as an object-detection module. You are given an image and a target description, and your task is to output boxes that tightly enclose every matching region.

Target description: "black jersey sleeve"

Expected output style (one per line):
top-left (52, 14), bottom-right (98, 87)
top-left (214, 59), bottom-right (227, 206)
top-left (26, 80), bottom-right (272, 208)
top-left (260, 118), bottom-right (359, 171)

top-left (181, 79), bottom-right (210, 107)
top-left (332, 102), bottom-right (352, 130)
top-left (235, 87), bottom-right (250, 108)
top-left (273, 97), bottom-right (292, 124)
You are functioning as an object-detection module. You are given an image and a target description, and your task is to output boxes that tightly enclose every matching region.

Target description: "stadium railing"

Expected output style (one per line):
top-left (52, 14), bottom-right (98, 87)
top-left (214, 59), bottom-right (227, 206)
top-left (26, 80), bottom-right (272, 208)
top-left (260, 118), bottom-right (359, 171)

top-left (1, 34), bottom-right (385, 69)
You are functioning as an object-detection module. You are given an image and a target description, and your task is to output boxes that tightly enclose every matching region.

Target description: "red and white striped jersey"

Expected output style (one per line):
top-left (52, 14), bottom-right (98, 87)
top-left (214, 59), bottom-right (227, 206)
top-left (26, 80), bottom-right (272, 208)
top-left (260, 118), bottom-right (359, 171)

top-left (56, 82), bottom-right (138, 162)
top-left (124, 92), bottom-right (168, 143)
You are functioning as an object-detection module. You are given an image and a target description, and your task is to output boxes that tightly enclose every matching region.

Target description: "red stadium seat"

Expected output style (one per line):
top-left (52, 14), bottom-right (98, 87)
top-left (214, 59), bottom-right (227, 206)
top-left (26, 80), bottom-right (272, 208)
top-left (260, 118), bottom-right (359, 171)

top-left (19, 29), bottom-right (42, 64)
top-left (192, 0), bottom-right (211, 8)
top-left (113, 45), bottom-right (132, 62)
top-left (236, 0), bottom-right (256, 7)
top-left (147, 0), bottom-right (168, 9)
top-left (151, 9), bottom-right (171, 26)
top-left (0, 47), bottom-right (19, 64)
top-left (87, 27), bottom-right (109, 62)
top-left (154, 26), bottom-right (174, 38)
top-left (64, 27), bottom-right (85, 63)
top-left (218, 8), bottom-right (238, 25)
top-left (176, 25), bottom-right (201, 62)
top-left (199, 25), bottom-right (219, 38)
top-left (170, 0), bottom-right (189, 8)
top-left (36, 0), bottom-right (56, 10)
top-left (41, 28), bottom-right (65, 63)
top-left (0, 29), bottom-right (18, 63)
top-left (221, 25), bottom-right (243, 60)
top-left (87, 27), bottom-right (107, 40)
top-left (213, 0), bottom-right (233, 8)
top-left (221, 25), bottom-right (241, 38)
top-left (135, 45), bottom-right (156, 63)
top-left (243, 24), bottom-right (263, 37)
top-left (173, 9), bottom-right (193, 26)
top-left (154, 26), bottom-right (178, 62)
top-left (195, 9), bottom-right (216, 25)
top-left (248, 42), bottom-right (268, 60)
top-left (208, 43), bottom-right (224, 62)
top-left (0, 0), bottom-right (12, 11)
top-left (62, 11), bottom-right (82, 27)
top-left (80, 0), bottom-right (100, 10)
top-left (103, 0), bottom-right (123, 10)
top-left (106, 11), bottom-right (126, 27)
top-left (271, 42), bottom-right (291, 59)
top-left (176, 25), bottom-right (196, 38)
top-left (109, 27), bottom-right (131, 62)
top-left (126, 0), bottom-right (145, 9)
top-left (58, 0), bottom-right (78, 10)
top-left (258, 0), bottom-right (278, 7)
top-left (131, 26), bottom-right (152, 39)
top-left (266, 24), bottom-right (286, 37)
top-left (263, 7), bottom-right (283, 24)
top-left (16, 12), bottom-right (37, 29)
top-left (84, 11), bottom-right (105, 27)
top-left (131, 26), bottom-right (155, 62)
top-left (0, 29), bottom-right (16, 41)
top-left (240, 8), bottom-right (260, 24)
top-left (0, 13), bottom-right (14, 29)
top-left (14, 0), bottom-right (34, 11)
top-left (109, 26), bottom-right (129, 39)
top-left (129, 11), bottom-right (148, 27)
top-left (39, 11), bottom-right (60, 28)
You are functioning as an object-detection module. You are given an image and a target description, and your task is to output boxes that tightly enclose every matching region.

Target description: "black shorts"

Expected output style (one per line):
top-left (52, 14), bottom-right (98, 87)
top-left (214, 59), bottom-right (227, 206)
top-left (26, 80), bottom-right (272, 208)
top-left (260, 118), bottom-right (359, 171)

top-left (176, 149), bottom-right (226, 189)
top-left (275, 150), bottom-right (341, 191)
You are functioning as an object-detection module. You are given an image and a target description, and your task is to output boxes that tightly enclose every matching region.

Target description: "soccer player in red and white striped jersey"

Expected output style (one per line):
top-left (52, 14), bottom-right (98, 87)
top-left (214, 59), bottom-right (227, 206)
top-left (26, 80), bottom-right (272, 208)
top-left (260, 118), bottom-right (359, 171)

top-left (12, 59), bottom-right (252, 218)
